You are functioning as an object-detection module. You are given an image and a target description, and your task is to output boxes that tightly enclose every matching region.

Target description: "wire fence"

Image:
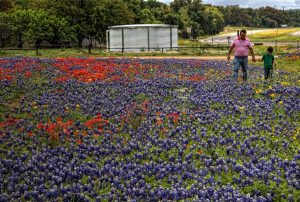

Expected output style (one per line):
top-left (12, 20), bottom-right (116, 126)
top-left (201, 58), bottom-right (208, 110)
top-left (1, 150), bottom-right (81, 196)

top-left (0, 41), bottom-right (299, 56)
top-left (0, 44), bottom-right (231, 56)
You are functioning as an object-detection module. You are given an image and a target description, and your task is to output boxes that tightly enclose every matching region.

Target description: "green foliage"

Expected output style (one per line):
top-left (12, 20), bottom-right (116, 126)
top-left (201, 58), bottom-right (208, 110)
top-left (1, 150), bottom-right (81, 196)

top-left (9, 9), bottom-right (75, 46)
top-left (93, 0), bottom-right (135, 42)
top-left (218, 6), bottom-right (253, 27)
top-left (0, 0), bottom-right (13, 11)
top-left (0, 12), bottom-right (13, 47)
top-left (218, 5), bottom-right (289, 28)
top-left (202, 6), bottom-right (224, 35)
top-left (0, 0), bottom-right (299, 46)
top-left (25, 9), bottom-right (75, 45)
top-left (258, 7), bottom-right (287, 27)
top-left (140, 8), bottom-right (157, 24)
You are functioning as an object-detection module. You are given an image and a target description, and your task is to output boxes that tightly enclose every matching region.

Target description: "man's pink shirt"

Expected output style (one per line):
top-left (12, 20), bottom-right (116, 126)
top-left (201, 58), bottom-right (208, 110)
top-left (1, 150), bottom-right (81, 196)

top-left (231, 37), bottom-right (252, 57)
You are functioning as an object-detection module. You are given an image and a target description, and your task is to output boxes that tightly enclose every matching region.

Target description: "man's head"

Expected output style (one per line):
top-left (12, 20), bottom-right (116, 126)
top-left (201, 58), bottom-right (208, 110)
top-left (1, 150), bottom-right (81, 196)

top-left (267, 46), bottom-right (274, 53)
top-left (239, 30), bottom-right (247, 40)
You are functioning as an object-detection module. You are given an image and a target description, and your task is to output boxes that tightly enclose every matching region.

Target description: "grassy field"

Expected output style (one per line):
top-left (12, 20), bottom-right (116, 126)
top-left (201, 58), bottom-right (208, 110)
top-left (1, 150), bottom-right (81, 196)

top-left (219, 26), bottom-right (264, 35)
top-left (249, 28), bottom-right (300, 42)
top-left (249, 58), bottom-right (296, 72)
top-left (251, 55), bottom-right (300, 72)
top-left (1, 35), bottom-right (300, 73)
top-left (1, 26), bottom-right (300, 57)
top-left (0, 44), bottom-right (298, 57)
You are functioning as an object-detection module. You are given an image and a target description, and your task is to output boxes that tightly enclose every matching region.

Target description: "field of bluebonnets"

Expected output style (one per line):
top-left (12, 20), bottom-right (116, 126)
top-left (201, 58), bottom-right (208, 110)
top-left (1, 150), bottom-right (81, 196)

top-left (0, 57), bottom-right (299, 201)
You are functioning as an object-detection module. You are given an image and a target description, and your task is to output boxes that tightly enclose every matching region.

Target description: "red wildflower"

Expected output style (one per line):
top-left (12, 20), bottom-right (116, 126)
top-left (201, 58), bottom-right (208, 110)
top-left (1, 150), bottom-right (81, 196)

top-left (25, 71), bottom-right (32, 78)
top-left (197, 150), bottom-right (203, 155)
top-left (37, 122), bottom-right (43, 129)
top-left (27, 131), bottom-right (34, 138)
top-left (167, 112), bottom-right (179, 123)
top-left (5, 75), bottom-right (12, 80)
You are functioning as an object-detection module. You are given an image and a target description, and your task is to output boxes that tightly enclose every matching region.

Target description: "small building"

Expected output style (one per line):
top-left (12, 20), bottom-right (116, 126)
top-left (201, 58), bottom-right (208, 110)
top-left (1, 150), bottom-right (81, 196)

top-left (107, 24), bottom-right (178, 52)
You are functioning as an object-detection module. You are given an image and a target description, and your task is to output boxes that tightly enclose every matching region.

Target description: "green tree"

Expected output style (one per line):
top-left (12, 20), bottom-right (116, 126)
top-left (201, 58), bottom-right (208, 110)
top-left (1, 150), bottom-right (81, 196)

top-left (170, 0), bottom-right (191, 12)
top-left (258, 6), bottom-right (288, 27)
top-left (218, 5), bottom-right (245, 26)
top-left (178, 7), bottom-right (192, 38)
top-left (11, 9), bottom-right (31, 47)
top-left (163, 12), bottom-right (180, 26)
top-left (187, 0), bottom-right (205, 38)
top-left (178, 7), bottom-right (191, 29)
top-left (27, 10), bottom-right (75, 46)
top-left (285, 9), bottom-right (300, 27)
top-left (140, 8), bottom-right (157, 23)
top-left (0, 12), bottom-right (13, 47)
top-left (124, 0), bottom-right (143, 23)
top-left (202, 6), bottom-right (224, 35)
top-left (0, 0), bottom-right (13, 11)
top-left (261, 16), bottom-right (277, 28)
top-left (92, 0), bottom-right (135, 43)
top-left (40, 0), bottom-right (99, 46)
top-left (11, 9), bottom-right (75, 47)
top-left (144, 0), bottom-right (164, 10)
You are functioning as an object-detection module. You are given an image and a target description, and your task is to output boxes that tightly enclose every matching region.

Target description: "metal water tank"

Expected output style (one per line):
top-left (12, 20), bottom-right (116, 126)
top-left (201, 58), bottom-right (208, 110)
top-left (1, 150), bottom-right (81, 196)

top-left (107, 24), bottom-right (178, 52)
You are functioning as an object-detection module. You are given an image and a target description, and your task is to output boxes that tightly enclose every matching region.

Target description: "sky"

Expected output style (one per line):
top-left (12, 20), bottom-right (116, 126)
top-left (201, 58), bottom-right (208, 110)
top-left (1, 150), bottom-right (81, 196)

top-left (160, 0), bottom-right (300, 8)
top-left (201, 0), bottom-right (300, 8)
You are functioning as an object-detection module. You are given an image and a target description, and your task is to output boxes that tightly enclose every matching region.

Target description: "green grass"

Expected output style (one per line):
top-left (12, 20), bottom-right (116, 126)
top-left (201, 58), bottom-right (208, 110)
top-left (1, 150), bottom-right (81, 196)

top-left (1, 42), bottom-right (300, 74)
top-left (0, 38), bottom-right (230, 57)
top-left (0, 46), bottom-right (292, 58)
top-left (249, 28), bottom-right (300, 42)
top-left (249, 54), bottom-right (300, 72)
top-left (220, 26), bottom-right (264, 35)
top-left (275, 57), bottom-right (300, 72)
top-left (0, 43), bottom-right (297, 59)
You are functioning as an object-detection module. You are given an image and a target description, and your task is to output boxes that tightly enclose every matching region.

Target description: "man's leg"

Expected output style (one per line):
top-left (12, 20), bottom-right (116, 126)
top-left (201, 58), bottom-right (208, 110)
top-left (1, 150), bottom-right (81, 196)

top-left (233, 57), bottom-right (240, 81)
top-left (241, 57), bottom-right (248, 82)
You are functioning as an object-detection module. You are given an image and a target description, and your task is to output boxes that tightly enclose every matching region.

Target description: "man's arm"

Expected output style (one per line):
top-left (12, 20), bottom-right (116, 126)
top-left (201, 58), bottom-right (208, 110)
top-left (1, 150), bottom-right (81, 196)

top-left (227, 45), bottom-right (234, 61)
top-left (272, 55), bottom-right (276, 66)
top-left (249, 47), bottom-right (256, 62)
top-left (258, 55), bottom-right (264, 62)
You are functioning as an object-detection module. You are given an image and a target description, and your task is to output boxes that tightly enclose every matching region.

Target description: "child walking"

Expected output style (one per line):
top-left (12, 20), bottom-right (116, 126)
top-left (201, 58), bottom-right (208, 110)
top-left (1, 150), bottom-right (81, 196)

top-left (260, 47), bottom-right (275, 80)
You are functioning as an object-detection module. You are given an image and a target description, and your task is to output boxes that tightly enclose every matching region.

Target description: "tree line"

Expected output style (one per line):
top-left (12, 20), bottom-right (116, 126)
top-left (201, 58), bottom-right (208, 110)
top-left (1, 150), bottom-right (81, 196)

top-left (0, 0), bottom-right (299, 48)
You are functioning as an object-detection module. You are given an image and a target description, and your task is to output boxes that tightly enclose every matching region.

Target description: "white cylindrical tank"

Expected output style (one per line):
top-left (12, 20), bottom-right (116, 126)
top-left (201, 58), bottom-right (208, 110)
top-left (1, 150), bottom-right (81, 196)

top-left (107, 24), bottom-right (178, 52)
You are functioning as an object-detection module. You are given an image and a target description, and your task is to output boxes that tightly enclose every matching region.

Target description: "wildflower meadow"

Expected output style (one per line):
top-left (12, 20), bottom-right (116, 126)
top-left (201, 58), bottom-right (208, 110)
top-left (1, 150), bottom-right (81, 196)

top-left (0, 57), bottom-right (299, 201)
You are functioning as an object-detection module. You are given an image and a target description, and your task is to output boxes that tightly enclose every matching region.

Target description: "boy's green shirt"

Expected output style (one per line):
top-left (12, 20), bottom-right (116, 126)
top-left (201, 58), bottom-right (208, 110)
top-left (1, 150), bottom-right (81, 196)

top-left (262, 53), bottom-right (274, 69)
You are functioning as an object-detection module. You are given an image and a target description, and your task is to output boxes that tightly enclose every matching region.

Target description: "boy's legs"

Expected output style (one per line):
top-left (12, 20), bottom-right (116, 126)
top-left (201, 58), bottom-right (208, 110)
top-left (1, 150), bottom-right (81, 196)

top-left (269, 68), bottom-right (273, 79)
top-left (264, 68), bottom-right (269, 80)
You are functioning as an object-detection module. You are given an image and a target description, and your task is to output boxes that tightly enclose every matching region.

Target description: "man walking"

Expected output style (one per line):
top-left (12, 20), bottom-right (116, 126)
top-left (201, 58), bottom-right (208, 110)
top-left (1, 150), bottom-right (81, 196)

top-left (227, 29), bottom-right (256, 82)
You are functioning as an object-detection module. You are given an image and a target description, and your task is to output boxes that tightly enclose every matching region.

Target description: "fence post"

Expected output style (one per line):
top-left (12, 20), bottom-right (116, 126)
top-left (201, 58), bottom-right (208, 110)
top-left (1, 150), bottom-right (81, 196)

top-left (88, 44), bottom-right (92, 54)
top-left (36, 46), bottom-right (39, 56)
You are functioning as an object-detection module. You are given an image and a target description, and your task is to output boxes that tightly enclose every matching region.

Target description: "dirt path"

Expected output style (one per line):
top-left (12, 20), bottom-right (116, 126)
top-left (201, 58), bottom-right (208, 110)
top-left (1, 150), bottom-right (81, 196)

top-left (117, 55), bottom-right (265, 60)
top-left (129, 56), bottom-right (228, 60)
top-left (290, 31), bottom-right (300, 36)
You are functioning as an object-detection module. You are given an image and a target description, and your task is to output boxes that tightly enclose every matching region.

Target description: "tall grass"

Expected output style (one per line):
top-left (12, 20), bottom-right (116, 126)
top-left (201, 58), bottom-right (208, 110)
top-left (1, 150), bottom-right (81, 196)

top-left (249, 28), bottom-right (300, 42)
